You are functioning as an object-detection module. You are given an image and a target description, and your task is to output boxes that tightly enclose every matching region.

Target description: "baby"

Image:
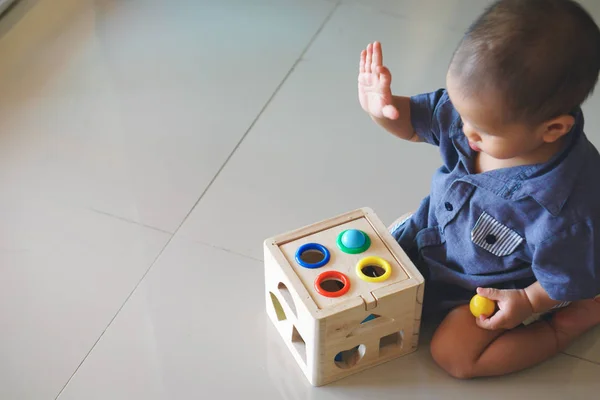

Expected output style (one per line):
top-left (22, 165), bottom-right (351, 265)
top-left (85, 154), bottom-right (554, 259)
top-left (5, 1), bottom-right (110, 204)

top-left (358, 0), bottom-right (600, 378)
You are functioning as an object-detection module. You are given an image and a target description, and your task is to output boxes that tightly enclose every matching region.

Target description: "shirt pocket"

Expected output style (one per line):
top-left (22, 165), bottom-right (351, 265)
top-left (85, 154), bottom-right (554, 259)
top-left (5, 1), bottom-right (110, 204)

top-left (471, 211), bottom-right (524, 257)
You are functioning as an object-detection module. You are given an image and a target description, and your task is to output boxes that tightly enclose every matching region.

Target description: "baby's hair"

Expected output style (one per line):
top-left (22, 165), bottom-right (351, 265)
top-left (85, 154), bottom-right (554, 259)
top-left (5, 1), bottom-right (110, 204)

top-left (449, 0), bottom-right (600, 125)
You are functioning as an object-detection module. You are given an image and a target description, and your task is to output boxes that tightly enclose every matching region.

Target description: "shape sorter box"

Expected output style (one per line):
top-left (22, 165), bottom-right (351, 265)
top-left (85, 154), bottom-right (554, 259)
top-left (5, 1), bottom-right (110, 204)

top-left (263, 207), bottom-right (425, 386)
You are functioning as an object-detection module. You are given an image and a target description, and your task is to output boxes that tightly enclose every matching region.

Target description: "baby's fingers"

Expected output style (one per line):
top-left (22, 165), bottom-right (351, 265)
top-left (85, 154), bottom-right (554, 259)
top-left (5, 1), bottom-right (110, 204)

top-left (365, 43), bottom-right (373, 73)
top-left (476, 315), bottom-right (495, 330)
top-left (476, 313), bottom-right (505, 331)
top-left (360, 50), bottom-right (366, 73)
top-left (377, 65), bottom-right (392, 87)
top-left (372, 41), bottom-right (383, 69)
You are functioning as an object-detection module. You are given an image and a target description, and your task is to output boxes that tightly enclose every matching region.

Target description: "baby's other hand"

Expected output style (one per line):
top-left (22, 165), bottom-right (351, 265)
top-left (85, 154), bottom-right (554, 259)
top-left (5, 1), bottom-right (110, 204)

top-left (475, 287), bottom-right (534, 330)
top-left (358, 41), bottom-right (399, 120)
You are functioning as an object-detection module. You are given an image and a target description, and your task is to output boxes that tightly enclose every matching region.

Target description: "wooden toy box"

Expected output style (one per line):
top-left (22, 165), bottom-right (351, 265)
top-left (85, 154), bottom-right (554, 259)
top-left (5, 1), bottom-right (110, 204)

top-left (264, 207), bottom-right (424, 386)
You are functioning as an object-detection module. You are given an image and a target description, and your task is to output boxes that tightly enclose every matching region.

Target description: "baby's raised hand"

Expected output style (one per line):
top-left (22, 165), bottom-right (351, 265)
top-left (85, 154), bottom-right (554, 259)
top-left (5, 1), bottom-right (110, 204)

top-left (358, 41), bottom-right (399, 120)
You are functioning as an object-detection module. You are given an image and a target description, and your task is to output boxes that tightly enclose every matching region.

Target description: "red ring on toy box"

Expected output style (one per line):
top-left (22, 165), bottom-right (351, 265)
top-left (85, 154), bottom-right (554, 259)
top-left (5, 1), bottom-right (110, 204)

top-left (314, 271), bottom-right (350, 298)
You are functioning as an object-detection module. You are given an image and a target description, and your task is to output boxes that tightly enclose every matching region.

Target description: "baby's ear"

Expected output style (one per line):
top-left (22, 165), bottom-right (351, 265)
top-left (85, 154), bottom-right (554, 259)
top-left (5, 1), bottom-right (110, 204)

top-left (542, 114), bottom-right (575, 143)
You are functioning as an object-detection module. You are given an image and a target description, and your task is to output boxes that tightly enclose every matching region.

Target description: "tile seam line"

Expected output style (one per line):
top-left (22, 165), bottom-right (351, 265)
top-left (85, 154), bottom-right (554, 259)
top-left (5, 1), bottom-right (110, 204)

top-left (87, 207), bottom-right (173, 235)
top-left (53, 2), bottom-right (341, 399)
top-left (166, 0), bottom-right (342, 235)
top-left (560, 351), bottom-right (600, 366)
top-left (53, 234), bottom-right (173, 400)
top-left (196, 242), bottom-right (263, 262)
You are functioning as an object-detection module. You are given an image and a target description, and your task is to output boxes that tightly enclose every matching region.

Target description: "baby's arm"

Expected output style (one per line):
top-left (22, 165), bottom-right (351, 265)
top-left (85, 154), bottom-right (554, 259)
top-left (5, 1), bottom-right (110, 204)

top-left (524, 281), bottom-right (565, 313)
top-left (358, 42), bottom-right (419, 142)
top-left (475, 283), bottom-right (565, 331)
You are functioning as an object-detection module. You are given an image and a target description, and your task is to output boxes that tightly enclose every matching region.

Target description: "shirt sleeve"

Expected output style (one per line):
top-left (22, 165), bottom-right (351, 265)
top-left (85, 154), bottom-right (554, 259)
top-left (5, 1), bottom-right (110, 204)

top-left (409, 88), bottom-right (450, 146)
top-left (532, 219), bottom-right (600, 301)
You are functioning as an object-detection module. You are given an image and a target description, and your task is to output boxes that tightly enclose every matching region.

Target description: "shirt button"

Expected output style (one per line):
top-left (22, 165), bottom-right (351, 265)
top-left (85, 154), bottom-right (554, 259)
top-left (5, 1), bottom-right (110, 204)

top-left (485, 234), bottom-right (497, 245)
top-left (444, 202), bottom-right (453, 211)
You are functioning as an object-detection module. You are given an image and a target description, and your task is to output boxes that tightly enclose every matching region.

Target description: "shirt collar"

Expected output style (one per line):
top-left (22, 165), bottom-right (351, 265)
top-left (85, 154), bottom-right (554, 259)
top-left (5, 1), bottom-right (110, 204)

top-left (452, 109), bottom-right (587, 216)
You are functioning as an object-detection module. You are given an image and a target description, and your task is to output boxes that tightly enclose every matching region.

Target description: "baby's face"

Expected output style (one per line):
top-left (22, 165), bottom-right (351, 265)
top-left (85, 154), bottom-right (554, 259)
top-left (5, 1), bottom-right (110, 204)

top-left (446, 73), bottom-right (548, 161)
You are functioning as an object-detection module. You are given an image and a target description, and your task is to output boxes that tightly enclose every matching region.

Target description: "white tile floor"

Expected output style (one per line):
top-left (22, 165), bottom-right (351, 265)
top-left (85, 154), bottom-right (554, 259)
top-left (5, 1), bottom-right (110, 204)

top-left (0, 0), bottom-right (599, 399)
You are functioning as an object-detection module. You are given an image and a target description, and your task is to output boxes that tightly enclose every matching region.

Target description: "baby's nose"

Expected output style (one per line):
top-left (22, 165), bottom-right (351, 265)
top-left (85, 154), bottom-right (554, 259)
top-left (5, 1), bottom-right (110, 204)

top-left (463, 124), bottom-right (481, 142)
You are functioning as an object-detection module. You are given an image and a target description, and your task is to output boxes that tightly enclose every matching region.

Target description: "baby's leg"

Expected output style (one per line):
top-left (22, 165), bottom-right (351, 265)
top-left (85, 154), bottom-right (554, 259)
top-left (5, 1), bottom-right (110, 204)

top-left (549, 296), bottom-right (600, 347)
top-left (429, 298), bottom-right (600, 379)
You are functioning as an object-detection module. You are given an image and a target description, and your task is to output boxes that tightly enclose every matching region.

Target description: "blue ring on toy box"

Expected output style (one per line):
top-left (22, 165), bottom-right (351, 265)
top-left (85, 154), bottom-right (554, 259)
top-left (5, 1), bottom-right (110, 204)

top-left (295, 243), bottom-right (331, 268)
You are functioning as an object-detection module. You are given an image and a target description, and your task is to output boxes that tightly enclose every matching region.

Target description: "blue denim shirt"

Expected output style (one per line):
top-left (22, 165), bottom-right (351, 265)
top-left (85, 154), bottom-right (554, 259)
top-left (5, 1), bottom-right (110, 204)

top-left (392, 89), bottom-right (600, 312)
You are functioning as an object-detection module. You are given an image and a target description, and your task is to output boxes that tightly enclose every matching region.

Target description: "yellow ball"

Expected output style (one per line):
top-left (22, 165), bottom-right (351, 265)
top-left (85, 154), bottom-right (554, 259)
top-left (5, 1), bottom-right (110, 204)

top-left (470, 294), bottom-right (496, 318)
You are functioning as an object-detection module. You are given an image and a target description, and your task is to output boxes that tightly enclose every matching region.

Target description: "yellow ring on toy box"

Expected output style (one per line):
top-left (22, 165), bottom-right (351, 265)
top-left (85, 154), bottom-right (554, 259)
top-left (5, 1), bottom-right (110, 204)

top-left (356, 256), bottom-right (392, 283)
